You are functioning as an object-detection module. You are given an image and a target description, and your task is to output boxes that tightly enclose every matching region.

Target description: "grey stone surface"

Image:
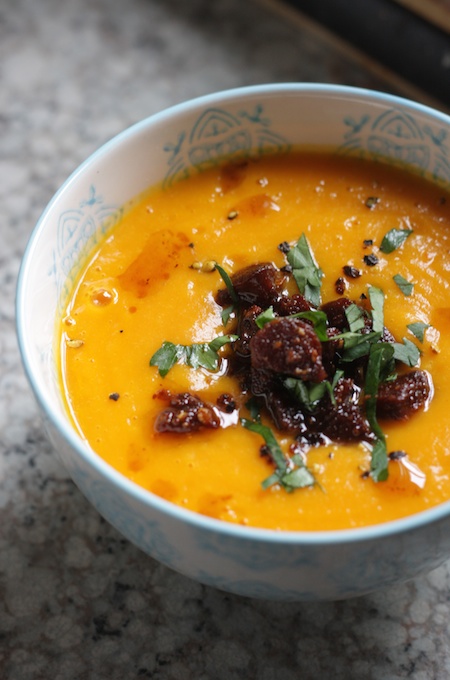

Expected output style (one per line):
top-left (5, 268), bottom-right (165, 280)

top-left (2, 0), bottom-right (449, 677)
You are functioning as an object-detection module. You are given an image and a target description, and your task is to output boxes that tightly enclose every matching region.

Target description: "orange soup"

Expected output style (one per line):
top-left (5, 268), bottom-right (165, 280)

top-left (59, 152), bottom-right (450, 530)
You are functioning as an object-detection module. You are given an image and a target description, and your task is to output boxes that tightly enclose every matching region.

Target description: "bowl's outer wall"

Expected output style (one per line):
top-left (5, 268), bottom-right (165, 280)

top-left (17, 85), bottom-right (450, 600)
top-left (44, 416), bottom-right (450, 601)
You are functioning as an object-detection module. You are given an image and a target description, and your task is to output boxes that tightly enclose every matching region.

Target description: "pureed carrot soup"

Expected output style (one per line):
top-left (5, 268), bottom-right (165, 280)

top-left (59, 152), bottom-right (450, 531)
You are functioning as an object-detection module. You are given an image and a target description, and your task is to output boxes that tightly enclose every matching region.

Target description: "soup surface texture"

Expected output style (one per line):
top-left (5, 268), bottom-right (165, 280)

top-left (60, 153), bottom-right (450, 530)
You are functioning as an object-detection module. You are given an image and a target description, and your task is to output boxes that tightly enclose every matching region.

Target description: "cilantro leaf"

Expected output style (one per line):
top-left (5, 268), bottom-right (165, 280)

top-left (364, 343), bottom-right (394, 481)
top-left (286, 234), bottom-right (323, 307)
top-left (221, 305), bottom-right (235, 326)
top-left (255, 307), bottom-right (328, 341)
top-left (337, 331), bottom-right (382, 362)
top-left (245, 397), bottom-right (261, 422)
top-left (392, 338), bottom-right (421, 367)
top-left (149, 342), bottom-right (183, 377)
top-left (215, 263), bottom-right (238, 325)
top-left (255, 306), bottom-right (276, 329)
top-left (345, 303), bottom-right (365, 333)
top-left (293, 310), bottom-right (328, 341)
top-left (208, 334), bottom-right (238, 352)
top-left (380, 228), bottom-right (413, 254)
top-left (370, 438), bottom-right (389, 483)
top-left (393, 274), bottom-right (414, 296)
top-left (407, 322), bottom-right (429, 343)
top-left (241, 418), bottom-right (316, 492)
top-left (284, 377), bottom-right (326, 412)
top-left (368, 286), bottom-right (384, 333)
top-left (215, 263), bottom-right (239, 303)
top-left (150, 335), bottom-right (237, 376)
top-left (285, 370), bottom-right (345, 411)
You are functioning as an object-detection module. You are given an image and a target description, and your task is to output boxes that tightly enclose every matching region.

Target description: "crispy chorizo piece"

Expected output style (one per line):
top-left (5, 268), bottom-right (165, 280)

top-left (321, 297), bottom-right (353, 330)
top-left (376, 370), bottom-right (432, 421)
top-left (233, 304), bottom-right (262, 359)
top-left (155, 392), bottom-right (220, 433)
top-left (273, 293), bottom-right (313, 316)
top-left (312, 378), bottom-right (373, 442)
top-left (250, 368), bottom-right (307, 432)
top-left (216, 262), bottom-right (285, 308)
top-left (216, 393), bottom-right (237, 413)
top-left (250, 317), bottom-right (327, 382)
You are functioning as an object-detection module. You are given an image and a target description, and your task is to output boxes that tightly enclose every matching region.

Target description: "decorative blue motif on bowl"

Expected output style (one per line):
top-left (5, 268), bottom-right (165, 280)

top-left (51, 186), bottom-right (122, 310)
top-left (162, 105), bottom-right (291, 187)
top-left (340, 107), bottom-right (450, 186)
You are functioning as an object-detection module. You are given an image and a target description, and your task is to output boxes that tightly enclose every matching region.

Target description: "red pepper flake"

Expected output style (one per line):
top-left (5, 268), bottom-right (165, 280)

top-left (280, 264), bottom-right (293, 273)
top-left (343, 265), bottom-right (362, 279)
top-left (389, 450), bottom-right (407, 460)
top-left (335, 277), bottom-right (346, 295)
top-left (109, 392), bottom-right (120, 401)
top-left (364, 254), bottom-right (379, 266)
top-left (278, 241), bottom-right (291, 254)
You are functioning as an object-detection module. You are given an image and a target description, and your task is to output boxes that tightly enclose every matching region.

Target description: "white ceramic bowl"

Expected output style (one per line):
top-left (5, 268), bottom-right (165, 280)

top-left (17, 84), bottom-right (450, 601)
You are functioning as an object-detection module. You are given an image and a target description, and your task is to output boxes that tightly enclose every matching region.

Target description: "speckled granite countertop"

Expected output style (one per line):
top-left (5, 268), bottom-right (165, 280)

top-left (2, 0), bottom-right (450, 677)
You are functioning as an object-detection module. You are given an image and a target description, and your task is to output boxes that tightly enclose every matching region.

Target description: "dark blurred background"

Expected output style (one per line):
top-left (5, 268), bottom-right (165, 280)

top-left (285, 0), bottom-right (450, 108)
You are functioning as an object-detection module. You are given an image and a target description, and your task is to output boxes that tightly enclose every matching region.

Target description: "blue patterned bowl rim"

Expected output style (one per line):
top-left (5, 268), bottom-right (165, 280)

top-left (16, 83), bottom-right (450, 546)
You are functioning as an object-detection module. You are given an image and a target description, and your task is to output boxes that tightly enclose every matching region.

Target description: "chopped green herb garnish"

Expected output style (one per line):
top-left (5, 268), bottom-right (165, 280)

top-left (284, 377), bottom-right (326, 412)
top-left (255, 307), bottom-right (328, 341)
top-left (393, 274), bottom-right (414, 296)
top-left (214, 263), bottom-right (238, 303)
top-left (338, 330), bottom-right (382, 362)
top-left (241, 418), bottom-right (316, 491)
top-left (291, 310), bottom-right (328, 341)
top-left (221, 305), bottom-right (235, 326)
top-left (150, 335), bottom-right (237, 376)
top-left (149, 341), bottom-right (181, 377)
top-left (392, 338), bottom-right (421, 367)
top-left (286, 233), bottom-right (323, 307)
top-left (215, 263), bottom-right (239, 325)
top-left (368, 286), bottom-right (384, 333)
top-left (285, 370), bottom-right (344, 411)
top-left (245, 397), bottom-right (261, 422)
top-left (380, 228), bottom-right (413, 254)
top-left (370, 438), bottom-right (389, 484)
top-left (345, 303), bottom-right (365, 333)
top-left (364, 343), bottom-right (394, 481)
top-left (407, 322), bottom-right (430, 343)
top-left (255, 306), bottom-right (276, 329)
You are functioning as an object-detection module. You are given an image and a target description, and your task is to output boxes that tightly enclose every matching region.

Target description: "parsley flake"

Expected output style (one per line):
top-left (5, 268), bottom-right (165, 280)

top-left (345, 303), bottom-right (365, 333)
top-left (286, 234), bottom-right (323, 307)
top-left (364, 343), bottom-right (395, 481)
top-left (380, 228), bottom-right (413, 254)
top-left (393, 274), bottom-right (414, 296)
top-left (392, 338), bottom-right (421, 367)
top-left (368, 286), bottom-right (384, 333)
top-left (241, 418), bottom-right (316, 491)
top-left (215, 263), bottom-right (239, 325)
top-left (150, 335), bottom-right (237, 377)
top-left (407, 322), bottom-right (430, 343)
